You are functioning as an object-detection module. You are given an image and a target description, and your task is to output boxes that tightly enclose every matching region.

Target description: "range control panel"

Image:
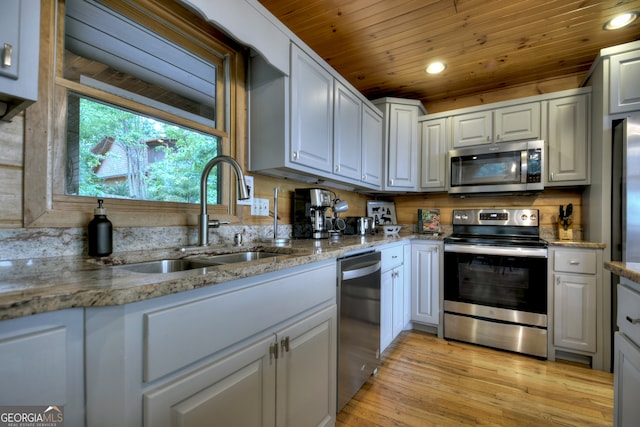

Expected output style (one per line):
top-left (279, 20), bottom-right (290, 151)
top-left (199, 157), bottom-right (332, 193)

top-left (452, 209), bottom-right (539, 226)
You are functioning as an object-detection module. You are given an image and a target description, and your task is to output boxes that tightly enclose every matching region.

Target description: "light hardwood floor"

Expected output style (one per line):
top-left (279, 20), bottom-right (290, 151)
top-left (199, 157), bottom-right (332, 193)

top-left (336, 331), bottom-right (614, 427)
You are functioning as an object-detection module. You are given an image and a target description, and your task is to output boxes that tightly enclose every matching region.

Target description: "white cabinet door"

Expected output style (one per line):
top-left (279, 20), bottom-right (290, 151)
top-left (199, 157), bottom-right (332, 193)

top-left (411, 242), bottom-right (441, 325)
top-left (452, 110), bottom-right (492, 147)
top-left (553, 273), bottom-right (596, 352)
top-left (614, 332), bottom-right (640, 427)
top-left (381, 265), bottom-right (405, 353)
top-left (361, 105), bottom-right (383, 187)
top-left (380, 268), bottom-right (393, 352)
top-left (0, 309), bottom-right (84, 426)
top-left (334, 82), bottom-right (362, 181)
top-left (386, 103), bottom-right (420, 189)
top-left (453, 103), bottom-right (540, 148)
top-left (392, 264), bottom-right (405, 339)
top-left (290, 44), bottom-right (333, 173)
top-left (144, 334), bottom-right (277, 427)
top-left (610, 49), bottom-right (640, 114)
top-left (494, 103), bottom-right (540, 142)
top-left (420, 118), bottom-right (447, 191)
top-left (276, 305), bottom-right (337, 427)
top-left (546, 94), bottom-right (589, 185)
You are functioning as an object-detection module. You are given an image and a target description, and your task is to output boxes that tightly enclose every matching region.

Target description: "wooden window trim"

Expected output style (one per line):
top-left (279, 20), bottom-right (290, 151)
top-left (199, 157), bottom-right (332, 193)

top-left (24, 0), bottom-right (248, 228)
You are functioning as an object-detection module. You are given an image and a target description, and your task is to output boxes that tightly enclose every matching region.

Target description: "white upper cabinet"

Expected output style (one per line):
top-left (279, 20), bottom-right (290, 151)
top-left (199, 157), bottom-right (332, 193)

top-left (374, 98), bottom-right (425, 191)
top-left (494, 103), bottom-right (541, 142)
top-left (546, 93), bottom-right (590, 185)
top-left (452, 103), bottom-right (540, 147)
top-left (419, 117), bottom-right (448, 191)
top-left (361, 105), bottom-right (383, 187)
top-left (290, 45), bottom-right (334, 173)
top-left (0, 0), bottom-right (40, 121)
top-left (333, 81), bottom-right (362, 181)
top-left (249, 42), bottom-right (382, 190)
top-left (610, 49), bottom-right (640, 114)
top-left (452, 110), bottom-right (492, 147)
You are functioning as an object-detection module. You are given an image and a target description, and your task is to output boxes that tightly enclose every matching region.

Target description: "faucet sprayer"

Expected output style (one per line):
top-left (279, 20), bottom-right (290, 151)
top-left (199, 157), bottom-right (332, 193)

top-left (198, 155), bottom-right (250, 246)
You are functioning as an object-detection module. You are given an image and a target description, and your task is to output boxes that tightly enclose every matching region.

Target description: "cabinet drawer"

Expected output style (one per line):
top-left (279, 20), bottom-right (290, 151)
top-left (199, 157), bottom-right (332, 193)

top-left (381, 244), bottom-right (403, 271)
top-left (618, 284), bottom-right (640, 346)
top-left (143, 262), bottom-right (336, 382)
top-left (553, 250), bottom-right (596, 274)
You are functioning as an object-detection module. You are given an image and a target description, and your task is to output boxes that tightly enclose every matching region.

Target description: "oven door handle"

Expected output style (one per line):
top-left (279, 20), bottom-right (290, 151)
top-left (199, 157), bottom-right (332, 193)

top-left (444, 244), bottom-right (547, 258)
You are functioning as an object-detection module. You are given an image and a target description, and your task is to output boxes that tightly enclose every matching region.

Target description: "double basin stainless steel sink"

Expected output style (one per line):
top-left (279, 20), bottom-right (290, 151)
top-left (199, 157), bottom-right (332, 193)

top-left (117, 251), bottom-right (286, 274)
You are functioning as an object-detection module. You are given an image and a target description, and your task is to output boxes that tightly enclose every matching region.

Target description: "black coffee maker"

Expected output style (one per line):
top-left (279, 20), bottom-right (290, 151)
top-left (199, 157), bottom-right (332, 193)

top-left (292, 188), bottom-right (333, 239)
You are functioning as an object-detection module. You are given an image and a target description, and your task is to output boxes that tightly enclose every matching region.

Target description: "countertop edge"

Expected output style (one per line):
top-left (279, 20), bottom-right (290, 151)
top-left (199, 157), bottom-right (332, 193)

top-left (604, 260), bottom-right (640, 284)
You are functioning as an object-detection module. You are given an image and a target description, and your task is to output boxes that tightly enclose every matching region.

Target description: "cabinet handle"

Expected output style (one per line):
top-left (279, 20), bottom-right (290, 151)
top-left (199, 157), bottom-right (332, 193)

top-left (486, 136), bottom-right (490, 141)
top-left (550, 172), bottom-right (554, 181)
top-left (270, 342), bottom-right (279, 359)
top-left (2, 43), bottom-right (12, 68)
top-left (392, 255), bottom-right (398, 259)
top-left (389, 179), bottom-right (394, 186)
top-left (626, 316), bottom-right (640, 325)
top-left (569, 260), bottom-right (581, 265)
top-left (335, 165), bottom-right (340, 172)
top-left (281, 336), bottom-right (290, 353)
top-left (362, 174), bottom-right (367, 180)
top-left (496, 134), bottom-right (500, 141)
top-left (292, 151), bottom-right (298, 160)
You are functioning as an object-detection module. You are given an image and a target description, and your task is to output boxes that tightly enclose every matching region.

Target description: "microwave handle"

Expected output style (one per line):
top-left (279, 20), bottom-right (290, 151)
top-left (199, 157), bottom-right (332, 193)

top-left (521, 150), bottom-right (528, 183)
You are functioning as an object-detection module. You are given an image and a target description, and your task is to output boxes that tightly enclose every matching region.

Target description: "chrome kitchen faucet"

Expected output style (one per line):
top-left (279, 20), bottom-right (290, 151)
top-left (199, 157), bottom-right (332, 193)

top-left (198, 155), bottom-right (250, 246)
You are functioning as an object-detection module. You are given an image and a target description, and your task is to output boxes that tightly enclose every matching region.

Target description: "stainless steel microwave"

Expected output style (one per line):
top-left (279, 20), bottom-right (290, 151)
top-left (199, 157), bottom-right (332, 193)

top-left (448, 140), bottom-right (544, 195)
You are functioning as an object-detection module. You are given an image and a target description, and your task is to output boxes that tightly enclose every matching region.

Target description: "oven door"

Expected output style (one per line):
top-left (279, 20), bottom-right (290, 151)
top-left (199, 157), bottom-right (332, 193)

top-left (444, 244), bottom-right (548, 317)
top-left (443, 243), bottom-right (548, 357)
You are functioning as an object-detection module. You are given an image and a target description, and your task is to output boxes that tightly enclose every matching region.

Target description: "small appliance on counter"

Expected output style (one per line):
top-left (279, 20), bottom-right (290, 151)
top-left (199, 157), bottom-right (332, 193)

top-left (343, 217), bottom-right (375, 235)
top-left (292, 188), bottom-right (334, 239)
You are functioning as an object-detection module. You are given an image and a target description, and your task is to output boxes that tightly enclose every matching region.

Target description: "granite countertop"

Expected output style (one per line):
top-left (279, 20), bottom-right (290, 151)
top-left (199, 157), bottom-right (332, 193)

top-left (546, 240), bottom-right (607, 249)
top-left (604, 261), bottom-right (640, 284)
top-left (0, 232), bottom-right (604, 322)
top-left (0, 233), bottom-right (445, 321)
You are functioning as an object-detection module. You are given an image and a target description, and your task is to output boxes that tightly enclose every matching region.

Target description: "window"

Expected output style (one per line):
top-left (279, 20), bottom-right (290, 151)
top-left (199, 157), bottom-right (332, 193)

top-left (64, 0), bottom-right (223, 203)
top-left (24, 0), bottom-right (247, 227)
top-left (65, 94), bottom-right (221, 203)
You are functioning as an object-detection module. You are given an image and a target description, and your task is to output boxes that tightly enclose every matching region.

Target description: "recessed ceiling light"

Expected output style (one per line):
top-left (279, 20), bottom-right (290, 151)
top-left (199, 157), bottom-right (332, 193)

top-left (426, 62), bottom-right (446, 74)
top-left (603, 11), bottom-right (639, 30)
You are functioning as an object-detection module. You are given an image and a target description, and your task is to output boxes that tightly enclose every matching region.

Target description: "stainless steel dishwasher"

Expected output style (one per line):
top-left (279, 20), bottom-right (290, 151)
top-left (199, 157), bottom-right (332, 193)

top-left (337, 250), bottom-right (381, 412)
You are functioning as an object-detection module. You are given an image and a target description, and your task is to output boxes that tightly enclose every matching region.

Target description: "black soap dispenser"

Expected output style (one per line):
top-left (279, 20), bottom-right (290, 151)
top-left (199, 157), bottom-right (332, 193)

top-left (88, 199), bottom-right (113, 256)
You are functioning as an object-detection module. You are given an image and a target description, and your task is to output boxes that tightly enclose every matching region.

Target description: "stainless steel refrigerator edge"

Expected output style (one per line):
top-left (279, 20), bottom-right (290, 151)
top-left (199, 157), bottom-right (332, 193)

top-left (612, 114), bottom-right (640, 320)
top-left (336, 251), bottom-right (381, 412)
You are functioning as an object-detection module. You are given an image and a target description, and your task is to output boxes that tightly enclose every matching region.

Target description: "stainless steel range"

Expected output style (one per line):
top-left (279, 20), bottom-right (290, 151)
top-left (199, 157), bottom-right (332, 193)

top-left (443, 208), bottom-right (548, 358)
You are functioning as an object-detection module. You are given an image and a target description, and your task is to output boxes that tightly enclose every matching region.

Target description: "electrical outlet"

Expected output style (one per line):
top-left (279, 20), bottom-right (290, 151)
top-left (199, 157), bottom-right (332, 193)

top-left (251, 198), bottom-right (269, 216)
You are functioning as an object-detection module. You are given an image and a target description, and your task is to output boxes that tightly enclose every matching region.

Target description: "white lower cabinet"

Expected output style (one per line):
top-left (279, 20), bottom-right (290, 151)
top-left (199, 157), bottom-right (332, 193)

top-left (411, 241), bottom-right (442, 328)
top-left (144, 305), bottom-right (336, 427)
top-left (380, 243), bottom-right (406, 352)
top-left (553, 273), bottom-right (596, 352)
top-left (275, 305), bottom-right (336, 427)
top-left (615, 281), bottom-right (640, 427)
top-left (614, 332), bottom-right (640, 427)
top-left (0, 309), bottom-right (85, 425)
top-left (549, 247), bottom-right (606, 369)
top-left (85, 261), bottom-right (337, 427)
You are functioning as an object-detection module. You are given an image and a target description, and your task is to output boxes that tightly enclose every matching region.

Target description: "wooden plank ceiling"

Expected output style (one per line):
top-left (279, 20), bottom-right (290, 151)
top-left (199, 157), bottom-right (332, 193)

top-left (257, 0), bottom-right (640, 111)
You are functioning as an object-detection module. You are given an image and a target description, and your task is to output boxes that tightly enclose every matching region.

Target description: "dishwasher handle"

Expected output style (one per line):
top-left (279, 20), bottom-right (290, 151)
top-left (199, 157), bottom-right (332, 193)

top-left (341, 261), bottom-right (381, 281)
